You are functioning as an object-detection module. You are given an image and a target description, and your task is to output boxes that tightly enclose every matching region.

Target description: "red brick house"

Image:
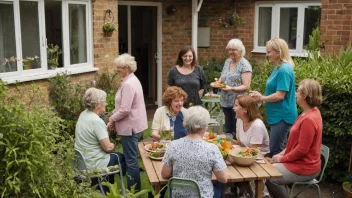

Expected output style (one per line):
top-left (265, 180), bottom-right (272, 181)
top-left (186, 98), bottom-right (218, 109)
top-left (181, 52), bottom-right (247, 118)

top-left (0, 0), bottom-right (351, 106)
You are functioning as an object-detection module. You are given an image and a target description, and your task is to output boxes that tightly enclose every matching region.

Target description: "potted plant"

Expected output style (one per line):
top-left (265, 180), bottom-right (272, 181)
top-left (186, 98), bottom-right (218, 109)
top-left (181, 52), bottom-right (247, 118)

top-left (23, 56), bottom-right (40, 70)
top-left (47, 44), bottom-right (61, 70)
top-left (343, 174), bottom-right (352, 198)
top-left (102, 21), bottom-right (116, 37)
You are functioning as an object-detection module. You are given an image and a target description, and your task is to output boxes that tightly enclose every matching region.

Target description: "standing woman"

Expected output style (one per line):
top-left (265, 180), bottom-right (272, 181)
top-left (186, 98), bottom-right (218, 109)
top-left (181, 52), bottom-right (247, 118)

top-left (107, 53), bottom-right (148, 192)
top-left (219, 39), bottom-right (252, 138)
top-left (251, 38), bottom-right (297, 157)
top-left (168, 45), bottom-right (206, 108)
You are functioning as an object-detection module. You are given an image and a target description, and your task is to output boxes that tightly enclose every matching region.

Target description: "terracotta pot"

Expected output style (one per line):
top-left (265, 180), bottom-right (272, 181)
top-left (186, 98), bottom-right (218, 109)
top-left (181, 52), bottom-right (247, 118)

top-left (343, 184), bottom-right (352, 198)
top-left (104, 32), bottom-right (113, 37)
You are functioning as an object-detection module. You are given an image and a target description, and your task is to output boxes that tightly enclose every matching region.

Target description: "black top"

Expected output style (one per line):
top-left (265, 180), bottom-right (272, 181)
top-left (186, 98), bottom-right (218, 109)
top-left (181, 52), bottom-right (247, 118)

top-left (167, 65), bottom-right (206, 108)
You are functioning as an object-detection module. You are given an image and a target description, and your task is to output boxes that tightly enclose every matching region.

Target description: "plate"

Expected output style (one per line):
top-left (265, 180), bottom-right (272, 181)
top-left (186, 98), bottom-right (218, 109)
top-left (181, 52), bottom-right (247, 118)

top-left (210, 82), bottom-right (226, 88)
top-left (202, 93), bottom-right (220, 99)
top-left (144, 143), bottom-right (167, 152)
top-left (149, 155), bottom-right (163, 161)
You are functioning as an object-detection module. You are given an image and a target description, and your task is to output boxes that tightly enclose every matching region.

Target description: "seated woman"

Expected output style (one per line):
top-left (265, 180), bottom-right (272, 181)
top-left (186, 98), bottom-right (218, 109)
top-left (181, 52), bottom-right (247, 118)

top-left (74, 87), bottom-right (126, 188)
top-left (266, 79), bottom-right (323, 198)
top-left (161, 106), bottom-right (228, 198)
top-left (231, 94), bottom-right (270, 197)
top-left (151, 86), bottom-right (188, 141)
top-left (233, 94), bottom-right (270, 154)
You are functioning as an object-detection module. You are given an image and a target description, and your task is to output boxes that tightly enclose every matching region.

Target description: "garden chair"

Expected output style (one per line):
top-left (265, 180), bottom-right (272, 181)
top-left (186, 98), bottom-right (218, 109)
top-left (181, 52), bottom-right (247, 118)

top-left (289, 144), bottom-right (330, 198)
top-left (167, 177), bottom-right (201, 198)
top-left (72, 149), bottom-right (125, 196)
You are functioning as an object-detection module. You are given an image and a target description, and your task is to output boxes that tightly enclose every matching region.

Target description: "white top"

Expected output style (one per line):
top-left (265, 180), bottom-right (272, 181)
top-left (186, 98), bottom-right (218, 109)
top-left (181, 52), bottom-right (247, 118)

top-left (236, 119), bottom-right (270, 155)
top-left (75, 109), bottom-right (110, 169)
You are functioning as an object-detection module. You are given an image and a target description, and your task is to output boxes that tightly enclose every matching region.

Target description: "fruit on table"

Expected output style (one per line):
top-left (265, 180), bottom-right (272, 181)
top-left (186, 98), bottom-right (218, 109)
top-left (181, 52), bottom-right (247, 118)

top-left (208, 132), bottom-right (216, 139)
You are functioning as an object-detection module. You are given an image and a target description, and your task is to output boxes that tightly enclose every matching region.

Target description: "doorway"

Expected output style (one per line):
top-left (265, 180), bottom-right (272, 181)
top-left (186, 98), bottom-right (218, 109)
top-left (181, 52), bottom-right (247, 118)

top-left (118, 1), bottom-right (162, 107)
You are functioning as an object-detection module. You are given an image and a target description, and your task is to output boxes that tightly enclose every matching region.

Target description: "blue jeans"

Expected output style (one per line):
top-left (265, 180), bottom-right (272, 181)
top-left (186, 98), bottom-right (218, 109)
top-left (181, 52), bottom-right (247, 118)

top-left (222, 107), bottom-right (237, 138)
top-left (269, 120), bottom-right (292, 157)
top-left (213, 182), bottom-right (225, 198)
top-left (121, 131), bottom-right (143, 191)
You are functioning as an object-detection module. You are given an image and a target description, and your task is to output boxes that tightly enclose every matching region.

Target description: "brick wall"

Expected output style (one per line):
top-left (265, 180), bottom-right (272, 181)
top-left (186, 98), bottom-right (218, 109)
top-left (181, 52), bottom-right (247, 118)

top-left (320, 0), bottom-right (352, 53)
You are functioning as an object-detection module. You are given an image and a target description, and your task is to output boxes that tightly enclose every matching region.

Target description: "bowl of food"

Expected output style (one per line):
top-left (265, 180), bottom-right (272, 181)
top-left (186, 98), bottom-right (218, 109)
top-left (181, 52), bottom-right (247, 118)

top-left (228, 147), bottom-right (259, 166)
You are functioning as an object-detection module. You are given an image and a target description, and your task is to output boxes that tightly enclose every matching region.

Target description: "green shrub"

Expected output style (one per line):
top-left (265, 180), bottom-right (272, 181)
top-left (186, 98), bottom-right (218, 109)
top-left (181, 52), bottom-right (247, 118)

top-left (200, 56), bottom-right (227, 92)
top-left (0, 79), bottom-right (101, 198)
top-left (251, 47), bottom-right (352, 181)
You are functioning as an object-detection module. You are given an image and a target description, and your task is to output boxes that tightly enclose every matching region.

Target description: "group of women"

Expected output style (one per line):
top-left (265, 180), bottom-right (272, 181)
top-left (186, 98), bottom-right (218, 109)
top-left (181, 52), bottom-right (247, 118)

top-left (74, 37), bottom-right (323, 198)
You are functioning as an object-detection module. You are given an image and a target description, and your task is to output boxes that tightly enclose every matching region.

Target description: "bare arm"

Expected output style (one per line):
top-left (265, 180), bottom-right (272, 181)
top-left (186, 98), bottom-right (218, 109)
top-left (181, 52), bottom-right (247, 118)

top-left (214, 169), bottom-right (228, 183)
top-left (161, 165), bottom-right (173, 179)
top-left (198, 89), bottom-right (204, 99)
top-left (99, 138), bottom-right (115, 152)
top-left (251, 90), bottom-right (286, 103)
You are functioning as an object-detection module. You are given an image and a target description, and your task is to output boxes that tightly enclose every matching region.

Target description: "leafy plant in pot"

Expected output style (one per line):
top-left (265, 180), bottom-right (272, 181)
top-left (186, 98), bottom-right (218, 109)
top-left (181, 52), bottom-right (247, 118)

top-left (47, 44), bottom-right (61, 69)
top-left (343, 174), bottom-right (352, 198)
top-left (103, 21), bottom-right (116, 37)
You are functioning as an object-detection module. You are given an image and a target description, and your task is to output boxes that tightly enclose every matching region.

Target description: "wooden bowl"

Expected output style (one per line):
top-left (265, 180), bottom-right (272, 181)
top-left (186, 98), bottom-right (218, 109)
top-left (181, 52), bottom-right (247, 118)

top-left (228, 147), bottom-right (259, 166)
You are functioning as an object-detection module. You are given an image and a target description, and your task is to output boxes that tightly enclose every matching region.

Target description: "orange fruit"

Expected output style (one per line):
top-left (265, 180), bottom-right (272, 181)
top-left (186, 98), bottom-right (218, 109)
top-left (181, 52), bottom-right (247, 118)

top-left (224, 148), bottom-right (231, 153)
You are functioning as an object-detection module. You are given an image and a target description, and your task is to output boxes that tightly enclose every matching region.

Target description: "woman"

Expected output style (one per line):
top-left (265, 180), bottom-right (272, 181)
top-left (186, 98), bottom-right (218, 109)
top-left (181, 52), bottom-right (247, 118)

top-left (218, 39), bottom-right (252, 139)
top-left (251, 38), bottom-right (297, 157)
top-left (168, 45), bottom-right (206, 108)
top-left (151, 86), bottom-right (188, 141)
top-left (266, 79), bottom-right (323, 198)
top-left (232, 94), bottom-right (270, 197)
top-left (233, 94), bottom-right (270, 155)
top-left (161, 106), bottom-right (228, 198)
top-left (75, 88), bottom-right (126, 187)
top-left (107, 53), bottom-right (148, 191)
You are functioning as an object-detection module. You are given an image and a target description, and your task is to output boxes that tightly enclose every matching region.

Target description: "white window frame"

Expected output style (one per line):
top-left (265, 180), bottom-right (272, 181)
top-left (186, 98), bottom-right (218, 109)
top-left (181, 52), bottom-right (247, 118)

top-left (253, 1), bottom-right (321, 57)
top-left (0, 0), bottom-right (96, 84)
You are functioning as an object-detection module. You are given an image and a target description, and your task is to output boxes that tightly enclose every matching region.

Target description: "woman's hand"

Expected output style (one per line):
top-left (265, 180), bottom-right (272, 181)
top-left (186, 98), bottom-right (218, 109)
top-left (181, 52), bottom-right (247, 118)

top-left (222, 85), bottom-right (235, 92)
top-left (107, 122), bottom-right (114, 131)
top-left (250, 91), bottom-right (263, 102)
top-left (271, 153), bottom-right (283, 163)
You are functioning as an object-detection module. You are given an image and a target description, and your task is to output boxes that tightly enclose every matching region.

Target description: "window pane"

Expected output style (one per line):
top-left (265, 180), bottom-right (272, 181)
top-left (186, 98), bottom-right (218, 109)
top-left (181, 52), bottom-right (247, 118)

top-left (258, 7), bottom-right (272, 47)
top-left (303, 6), bottom-right (321, 48)
top-left (279, 8), bottom-right (298, 49)
top-left (69, 4), bottom-right (87, 64)
top-left (45, 1), bottom-right (63, 68)
top-left (20, 1), bottom-right (41, 70)
top-left (0, 2), bottom-right (17, 73)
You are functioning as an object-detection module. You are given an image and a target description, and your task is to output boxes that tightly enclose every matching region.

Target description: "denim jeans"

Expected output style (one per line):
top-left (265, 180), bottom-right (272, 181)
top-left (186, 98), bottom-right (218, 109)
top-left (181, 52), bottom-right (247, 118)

top-left (222, 107), bottom-right (237, 138)
top-left (91, 152), bottom-right (125, 192)
top-left (213, 182), bottom-right (225, 198)
top-left (269, 120), bottom-right (292, 157)
top-left (120, 131), bottom-right (143, 191)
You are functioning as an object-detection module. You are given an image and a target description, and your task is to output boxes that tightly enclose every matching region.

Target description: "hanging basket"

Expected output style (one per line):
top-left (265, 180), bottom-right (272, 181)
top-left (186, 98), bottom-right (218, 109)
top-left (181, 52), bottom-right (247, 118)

top-left (104, 32), bottom-right (113, 37)
top-left (343, 184), bottom-right (352, 198)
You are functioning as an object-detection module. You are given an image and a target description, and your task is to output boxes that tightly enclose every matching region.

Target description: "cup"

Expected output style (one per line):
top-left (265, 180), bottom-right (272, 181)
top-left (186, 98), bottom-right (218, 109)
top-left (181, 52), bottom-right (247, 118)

top-left (225, 133), bottom-right (233, 142)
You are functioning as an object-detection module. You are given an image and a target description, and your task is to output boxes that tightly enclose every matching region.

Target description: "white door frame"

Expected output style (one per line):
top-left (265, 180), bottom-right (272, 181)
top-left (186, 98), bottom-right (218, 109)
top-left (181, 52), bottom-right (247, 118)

top-left (118, 1), bottom-right (162, 107)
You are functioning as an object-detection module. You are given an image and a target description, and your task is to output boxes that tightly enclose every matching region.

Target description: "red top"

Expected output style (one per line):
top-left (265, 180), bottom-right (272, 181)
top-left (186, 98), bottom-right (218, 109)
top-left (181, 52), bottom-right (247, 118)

top-left (281, 108), bottom-right (322, 175)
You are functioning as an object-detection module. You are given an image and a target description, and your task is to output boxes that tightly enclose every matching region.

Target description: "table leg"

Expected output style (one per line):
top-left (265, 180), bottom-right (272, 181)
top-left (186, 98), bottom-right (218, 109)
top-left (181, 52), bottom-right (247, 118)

top-left (154, 184), bottom-right (161, 195)
top-left (255, 180), bottom-right (264, 198)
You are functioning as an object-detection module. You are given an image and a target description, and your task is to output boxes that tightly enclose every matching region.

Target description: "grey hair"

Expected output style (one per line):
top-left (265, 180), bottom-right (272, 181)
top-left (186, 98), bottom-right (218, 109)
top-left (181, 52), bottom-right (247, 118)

top-left (183, 106), bottom-right (210, 134)
top-left (226, 38), bottom-right (246, 57)
top-left (82, 87), bottom-right (107, 110)
top-left (114, 53), bottom-right (137, 73)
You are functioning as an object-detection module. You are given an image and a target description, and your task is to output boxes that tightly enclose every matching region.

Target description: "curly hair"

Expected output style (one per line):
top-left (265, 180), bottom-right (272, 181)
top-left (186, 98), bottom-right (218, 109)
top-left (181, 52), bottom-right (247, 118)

top-left (162, 86), bottom-right (188, 109)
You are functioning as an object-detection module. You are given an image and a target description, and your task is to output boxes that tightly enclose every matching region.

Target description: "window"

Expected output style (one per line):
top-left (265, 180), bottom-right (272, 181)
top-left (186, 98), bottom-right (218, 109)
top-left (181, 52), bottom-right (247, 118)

top-left (0, 0), bottom-right (94, 83)
top-left (254, 2), bottom-right (321, 56)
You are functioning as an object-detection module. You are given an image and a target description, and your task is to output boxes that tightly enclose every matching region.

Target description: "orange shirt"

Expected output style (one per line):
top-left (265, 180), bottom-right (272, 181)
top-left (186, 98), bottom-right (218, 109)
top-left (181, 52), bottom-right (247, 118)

top-left (281, 108), bottom-right (322, 175)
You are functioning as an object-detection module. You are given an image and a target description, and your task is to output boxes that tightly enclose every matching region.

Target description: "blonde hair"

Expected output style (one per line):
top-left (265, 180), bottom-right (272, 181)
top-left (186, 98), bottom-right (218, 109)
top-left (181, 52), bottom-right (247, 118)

top-left (114, 53), bottom-right (137, 73)
top-left (226, 38), bottom-right (246, 57)
top-left (298, 79), bottom-right (323, 107)
top-left (266, 38), bottom-right (295, 67)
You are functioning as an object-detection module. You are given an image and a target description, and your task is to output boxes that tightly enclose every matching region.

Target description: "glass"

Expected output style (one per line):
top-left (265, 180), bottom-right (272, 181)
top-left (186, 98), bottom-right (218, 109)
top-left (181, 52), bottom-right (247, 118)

top-left (257, 7), bottom-right (272, 46)
top-left (0, 2), bottom-right (17, 73)
top-left (279, 7), bottom-right (298, 49)
top-left (226, 133), bottom-right (233, 142)
top-left (303, 6), bottom-right (321, 48)
top-left (20, 1), bottom-right (41, 70)
top-left (69, 4), bottom-right (87, 64)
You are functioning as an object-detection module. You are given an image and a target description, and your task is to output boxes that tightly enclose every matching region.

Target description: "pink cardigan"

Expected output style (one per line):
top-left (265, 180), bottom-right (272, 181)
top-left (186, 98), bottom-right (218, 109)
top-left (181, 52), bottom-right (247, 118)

top-left (111, 73), bottom-right (148, 136)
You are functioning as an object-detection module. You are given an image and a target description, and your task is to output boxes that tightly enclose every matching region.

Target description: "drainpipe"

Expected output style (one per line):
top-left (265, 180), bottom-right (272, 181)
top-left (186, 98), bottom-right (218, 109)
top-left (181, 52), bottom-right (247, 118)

top-left (192, 0), bottom-right (203, 56)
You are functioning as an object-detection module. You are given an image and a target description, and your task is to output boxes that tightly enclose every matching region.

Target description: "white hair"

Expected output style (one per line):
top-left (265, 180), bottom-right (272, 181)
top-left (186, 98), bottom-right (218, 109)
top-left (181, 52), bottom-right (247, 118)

top-left (82, 87), bottom-right (106, 110)
top-left (183, 106), bottom-right (210, 134)
top-left (226, 38), bottom-right (246, 57)
top-left (114, 53), bottom-right (137, 73)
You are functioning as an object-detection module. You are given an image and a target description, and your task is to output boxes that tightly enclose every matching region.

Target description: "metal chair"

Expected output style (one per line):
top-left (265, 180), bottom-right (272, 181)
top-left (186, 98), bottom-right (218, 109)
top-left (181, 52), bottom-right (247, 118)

top-left (289, 144), bottom-right (330, 198)
top-left (167, 177), bottom-right (201, 198)
top-left (72, 149), bottom-right (125, 196)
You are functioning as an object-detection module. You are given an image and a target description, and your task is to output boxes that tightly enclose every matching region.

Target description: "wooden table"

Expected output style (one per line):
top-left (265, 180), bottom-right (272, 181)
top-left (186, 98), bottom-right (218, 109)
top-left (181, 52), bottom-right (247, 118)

top-left (138, 142), bottom-right (282, 198)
